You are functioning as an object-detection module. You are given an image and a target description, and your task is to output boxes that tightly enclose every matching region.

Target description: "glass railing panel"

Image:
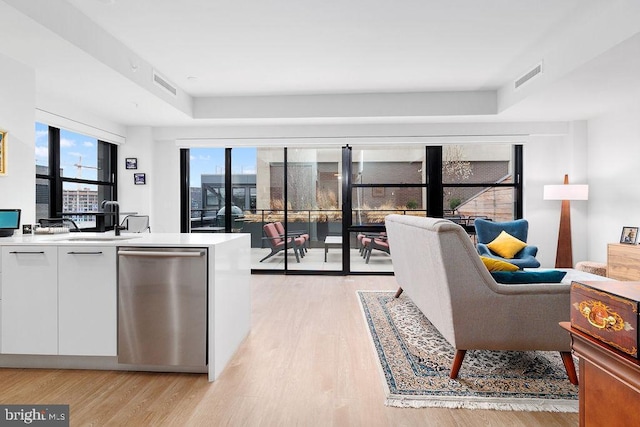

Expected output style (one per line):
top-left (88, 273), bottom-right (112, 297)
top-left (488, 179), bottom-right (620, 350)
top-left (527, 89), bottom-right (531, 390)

top-left (352, 185), bottom-right (426, 225)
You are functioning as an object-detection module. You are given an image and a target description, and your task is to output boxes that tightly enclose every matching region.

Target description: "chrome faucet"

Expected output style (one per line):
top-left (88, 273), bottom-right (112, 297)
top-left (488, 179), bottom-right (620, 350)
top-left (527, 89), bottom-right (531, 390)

top-left (101, 200), bottom-right (123, 236)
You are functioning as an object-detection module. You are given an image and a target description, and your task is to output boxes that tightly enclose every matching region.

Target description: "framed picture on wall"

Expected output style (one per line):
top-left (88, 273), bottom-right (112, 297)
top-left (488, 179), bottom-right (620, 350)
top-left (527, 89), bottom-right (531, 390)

top-left (125, 157), bottom-right (138, 170)
top-left (134, 173), bottom-right (146, 185)
top-left (0, 130), bottom-right (7, 175)
top-left (620, 226), bottom-right (638, 244)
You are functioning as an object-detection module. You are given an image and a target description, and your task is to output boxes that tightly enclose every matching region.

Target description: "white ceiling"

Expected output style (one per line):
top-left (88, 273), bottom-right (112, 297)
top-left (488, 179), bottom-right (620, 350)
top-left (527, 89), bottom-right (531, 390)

top-left (65, 0), bottom-right (585, 96)
top-left (1, 0), bottom-right (640, 126)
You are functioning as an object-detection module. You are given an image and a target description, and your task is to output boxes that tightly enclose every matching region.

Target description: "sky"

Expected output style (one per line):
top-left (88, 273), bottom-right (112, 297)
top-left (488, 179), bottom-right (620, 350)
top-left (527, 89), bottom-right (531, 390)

top-left (189, 147), bottom-right (257, 186)
top-left (35, 123), bottom-right (257, 186)
top-left (35, 122), bottom-right (100, 181)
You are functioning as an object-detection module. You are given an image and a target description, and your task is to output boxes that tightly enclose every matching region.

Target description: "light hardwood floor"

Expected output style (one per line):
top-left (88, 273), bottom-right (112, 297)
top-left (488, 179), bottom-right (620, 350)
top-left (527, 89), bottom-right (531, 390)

top-left (0, 275), bottom-right (578, 426)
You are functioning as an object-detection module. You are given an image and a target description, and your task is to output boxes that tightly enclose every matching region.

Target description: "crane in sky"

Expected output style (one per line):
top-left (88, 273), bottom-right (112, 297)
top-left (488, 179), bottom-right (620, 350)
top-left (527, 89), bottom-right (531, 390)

top-left (72, 155), bottom-right (100, 212)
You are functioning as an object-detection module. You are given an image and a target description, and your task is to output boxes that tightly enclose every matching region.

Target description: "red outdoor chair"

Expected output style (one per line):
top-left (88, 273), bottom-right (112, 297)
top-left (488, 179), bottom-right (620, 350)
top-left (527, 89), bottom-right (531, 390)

top-left (274, 221), bottom-right (309, 254)
top-left (260, 222), bottom-right (305, 263)
top-left (362, 232), bottom-right (390, 264)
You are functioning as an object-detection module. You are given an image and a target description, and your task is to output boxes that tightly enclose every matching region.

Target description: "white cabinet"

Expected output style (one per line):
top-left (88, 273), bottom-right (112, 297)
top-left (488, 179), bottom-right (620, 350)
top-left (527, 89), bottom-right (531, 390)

top-left (0, 245), bottom-right (117, 357)
top-left (1, 246), bottom-right (58, 355)
top-left (58, 246), bottom-right (117, 356)
top-left (0, 249), bottom-right (2, 353)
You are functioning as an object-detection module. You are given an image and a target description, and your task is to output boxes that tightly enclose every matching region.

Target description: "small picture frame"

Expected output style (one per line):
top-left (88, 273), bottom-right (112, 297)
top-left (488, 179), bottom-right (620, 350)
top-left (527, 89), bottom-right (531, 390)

top-left (134, 173), bottom-right (146, 185)
top-left (0, 130), bottom-right (7, 175)
top-left (22, 224), bottom-right (32, 234)
top-left (125, 158), bottom-right (138, 170)
top-left (620, 226), bottom-right (638, 244)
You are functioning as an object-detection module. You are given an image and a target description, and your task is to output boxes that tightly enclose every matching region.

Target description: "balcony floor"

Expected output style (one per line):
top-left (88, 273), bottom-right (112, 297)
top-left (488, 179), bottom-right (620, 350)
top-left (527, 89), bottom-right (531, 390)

top-left (251, 247), bottom-right (392, 272)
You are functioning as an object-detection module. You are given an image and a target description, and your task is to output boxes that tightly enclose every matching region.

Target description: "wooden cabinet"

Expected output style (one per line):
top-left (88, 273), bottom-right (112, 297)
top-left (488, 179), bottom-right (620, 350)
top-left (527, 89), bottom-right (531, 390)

top-left (1, 246), bottom-right (58, 355)
top-left (58, 246), bottom-right (117, 356)
top-left (570, 281), bottom-right (640, 358)
top-left (607, 243), bottom-right (640, 281)
top-left (561, 323), bottom-right (640, 427)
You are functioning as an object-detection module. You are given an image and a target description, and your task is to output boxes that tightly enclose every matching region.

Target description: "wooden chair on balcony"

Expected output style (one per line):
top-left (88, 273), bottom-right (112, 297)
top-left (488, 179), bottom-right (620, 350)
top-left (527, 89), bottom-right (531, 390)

top-left (274, 221), bottom-right (309, 254)
top-left (260, 222), bottom-right (306, 263)
top-left (361, 232), bottom-right (390, 263)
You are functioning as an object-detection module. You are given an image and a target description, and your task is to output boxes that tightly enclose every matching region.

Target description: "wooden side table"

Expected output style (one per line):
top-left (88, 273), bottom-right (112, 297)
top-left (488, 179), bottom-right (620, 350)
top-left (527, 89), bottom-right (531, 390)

top-left (560, 322), bottom-right (640, 426)
top-left (607, 243), bottom-right (640, 280)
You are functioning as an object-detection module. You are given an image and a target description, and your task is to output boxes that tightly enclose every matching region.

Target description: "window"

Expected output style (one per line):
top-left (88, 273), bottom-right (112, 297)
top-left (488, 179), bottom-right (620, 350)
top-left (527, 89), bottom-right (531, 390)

top-left (181, 143), bottom-right (523, 274)
top-left (35, 122), bottom-right (118, 230)
top-left (441, 144), bottom-right (522, 222)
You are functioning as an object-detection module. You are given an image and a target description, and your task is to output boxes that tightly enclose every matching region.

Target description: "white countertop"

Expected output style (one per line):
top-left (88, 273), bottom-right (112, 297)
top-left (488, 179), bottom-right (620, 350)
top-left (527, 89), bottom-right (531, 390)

top-left (0, 232), bottom-right (248, 247)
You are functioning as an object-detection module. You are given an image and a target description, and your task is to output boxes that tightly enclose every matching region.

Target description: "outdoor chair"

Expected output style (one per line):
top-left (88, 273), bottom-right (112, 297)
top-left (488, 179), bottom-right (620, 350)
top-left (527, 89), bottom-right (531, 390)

top-left (361, 232), bottom-right (390, 263)
top-left (260, 222), bottom-right (306, 263)
top-left (38, 218), bottom-right (80, 232)
top-left (120, 215), bottom-right (151, 233)
top-left (274, 221), bottom-right (309, 254)
top-left (357, 233), bottom-right (366, 254)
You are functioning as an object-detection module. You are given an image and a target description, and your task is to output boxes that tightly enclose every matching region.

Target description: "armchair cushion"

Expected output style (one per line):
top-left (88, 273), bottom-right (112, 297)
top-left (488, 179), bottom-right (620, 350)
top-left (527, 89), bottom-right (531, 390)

top-left (480, 256), bottom-right (519, 272)
top-left (490, 270), bottom-right (567, 284)
top-left (487, 230), bottom-right (527, 259)
top-left (477, 245), bottom-right (541, 269)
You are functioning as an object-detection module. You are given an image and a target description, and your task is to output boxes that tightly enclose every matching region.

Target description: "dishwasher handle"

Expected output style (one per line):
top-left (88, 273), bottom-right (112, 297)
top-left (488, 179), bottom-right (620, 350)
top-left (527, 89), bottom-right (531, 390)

top-left (118, 249), bottom-right (206, 258)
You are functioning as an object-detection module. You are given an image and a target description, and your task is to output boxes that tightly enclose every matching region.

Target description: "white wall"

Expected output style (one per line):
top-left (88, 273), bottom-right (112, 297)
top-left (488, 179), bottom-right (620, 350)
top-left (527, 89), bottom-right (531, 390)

top-left (119, 127), bottom-right (181, 233)
top-left (0, 53), bottom-right (35, 229)
top-left (119, 126), bottom-right (153, 222)
top-left (587, 100), bottom-right (640, 263)
top-left (150, 139), bottom-right (181, 232)
top-left (524, 123), bottom-right (589, 268)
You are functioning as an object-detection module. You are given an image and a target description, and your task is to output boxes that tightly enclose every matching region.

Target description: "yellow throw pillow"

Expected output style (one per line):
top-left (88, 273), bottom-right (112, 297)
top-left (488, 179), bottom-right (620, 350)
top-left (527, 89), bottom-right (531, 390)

top-left (480, 256), bottom-right (519, 272)
top-left (486, 231), bottom-right (527, 259)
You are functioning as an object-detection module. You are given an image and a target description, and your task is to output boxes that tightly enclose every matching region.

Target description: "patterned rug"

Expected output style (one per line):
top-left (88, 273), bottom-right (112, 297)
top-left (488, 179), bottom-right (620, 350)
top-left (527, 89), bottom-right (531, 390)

top-left (358, 291), bottom-right (578, 411)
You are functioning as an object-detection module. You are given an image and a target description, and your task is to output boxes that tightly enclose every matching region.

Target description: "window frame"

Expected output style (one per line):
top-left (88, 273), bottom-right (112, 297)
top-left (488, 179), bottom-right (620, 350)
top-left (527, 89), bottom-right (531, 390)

top-left (35, 123), bottom-right (118, 231)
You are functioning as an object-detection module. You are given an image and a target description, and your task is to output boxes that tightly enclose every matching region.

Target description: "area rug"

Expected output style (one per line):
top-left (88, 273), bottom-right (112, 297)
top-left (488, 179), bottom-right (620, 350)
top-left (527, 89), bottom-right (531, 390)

top-left (358, 291), bottom-right (578, 411)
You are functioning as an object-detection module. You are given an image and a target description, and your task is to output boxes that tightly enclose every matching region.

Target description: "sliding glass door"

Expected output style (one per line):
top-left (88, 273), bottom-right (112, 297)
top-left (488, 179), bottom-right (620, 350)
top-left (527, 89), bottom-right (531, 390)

top-left (182, 144), bottom-right (523, 274)
top-left (349, 145), bottom-right (426, 273)
top-left (284, 147), bottom-right (343, 272)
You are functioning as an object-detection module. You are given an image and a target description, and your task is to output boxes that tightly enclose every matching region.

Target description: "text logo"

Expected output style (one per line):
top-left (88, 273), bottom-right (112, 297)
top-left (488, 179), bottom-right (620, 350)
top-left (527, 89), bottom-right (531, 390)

top-left (0, 405), bottom-right (68, 426)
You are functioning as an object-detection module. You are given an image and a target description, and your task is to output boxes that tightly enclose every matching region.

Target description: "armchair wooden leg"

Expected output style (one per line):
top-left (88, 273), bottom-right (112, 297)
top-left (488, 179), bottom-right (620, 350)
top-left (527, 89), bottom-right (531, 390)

top-left (394, 287), bottom-right (403, 298)
top-left (560, 351), bottom-right (579, 385)
top-left (450, 349), bottom-right (466, 379)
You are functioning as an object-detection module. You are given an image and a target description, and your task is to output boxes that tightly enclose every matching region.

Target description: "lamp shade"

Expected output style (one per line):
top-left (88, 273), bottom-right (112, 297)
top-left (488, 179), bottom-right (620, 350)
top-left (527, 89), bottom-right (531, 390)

top-left (543, 184), bottom-right (589, 201)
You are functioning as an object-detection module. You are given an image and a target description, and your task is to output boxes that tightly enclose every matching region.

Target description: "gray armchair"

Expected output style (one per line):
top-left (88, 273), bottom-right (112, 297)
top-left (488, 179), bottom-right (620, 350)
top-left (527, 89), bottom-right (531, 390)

top-left (384, 215), bottom-right (609, 384)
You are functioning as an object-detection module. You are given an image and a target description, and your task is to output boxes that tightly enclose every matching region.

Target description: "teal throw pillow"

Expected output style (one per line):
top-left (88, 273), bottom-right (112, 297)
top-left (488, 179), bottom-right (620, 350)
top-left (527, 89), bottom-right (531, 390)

top-left (490, 270), bottom-right (567, 284)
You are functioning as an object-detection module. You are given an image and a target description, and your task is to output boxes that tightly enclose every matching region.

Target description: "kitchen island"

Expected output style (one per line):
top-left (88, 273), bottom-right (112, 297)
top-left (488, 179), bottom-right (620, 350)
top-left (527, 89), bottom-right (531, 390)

top-left (0, 232), bottom-right (250, 382)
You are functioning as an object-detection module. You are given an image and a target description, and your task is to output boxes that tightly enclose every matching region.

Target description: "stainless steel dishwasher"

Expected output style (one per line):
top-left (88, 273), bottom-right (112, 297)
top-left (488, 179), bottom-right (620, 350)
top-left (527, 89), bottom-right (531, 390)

top-left (117, 247), bottom-right (207, 367)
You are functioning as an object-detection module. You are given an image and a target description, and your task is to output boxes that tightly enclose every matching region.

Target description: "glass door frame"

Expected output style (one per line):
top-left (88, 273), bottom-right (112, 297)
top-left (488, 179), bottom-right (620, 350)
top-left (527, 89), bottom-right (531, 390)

top-left (180, 144), bottom-right (524, 275)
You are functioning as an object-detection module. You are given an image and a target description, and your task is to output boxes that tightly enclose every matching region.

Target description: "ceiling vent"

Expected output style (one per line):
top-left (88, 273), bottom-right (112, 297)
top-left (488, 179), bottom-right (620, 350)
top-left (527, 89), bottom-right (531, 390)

top-left (153, 70), bottom-right (177, 97)
top-left (514, 62), bottom-right (543, 90)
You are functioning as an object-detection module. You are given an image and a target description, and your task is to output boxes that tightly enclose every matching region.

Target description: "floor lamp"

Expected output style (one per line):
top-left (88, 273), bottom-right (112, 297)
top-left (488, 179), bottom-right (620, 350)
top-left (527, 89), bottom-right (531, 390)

top-left (543, 174), bottom-right (589, 268)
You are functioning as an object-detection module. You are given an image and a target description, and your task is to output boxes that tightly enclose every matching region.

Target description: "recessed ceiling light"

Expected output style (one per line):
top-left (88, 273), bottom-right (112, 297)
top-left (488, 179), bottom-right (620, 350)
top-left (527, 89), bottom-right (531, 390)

top-left (96, 0), bottom-right (116, 5)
